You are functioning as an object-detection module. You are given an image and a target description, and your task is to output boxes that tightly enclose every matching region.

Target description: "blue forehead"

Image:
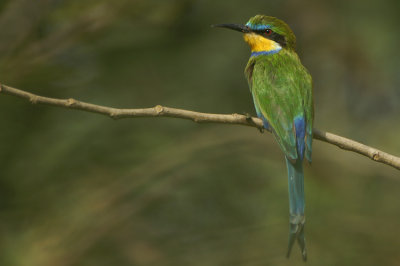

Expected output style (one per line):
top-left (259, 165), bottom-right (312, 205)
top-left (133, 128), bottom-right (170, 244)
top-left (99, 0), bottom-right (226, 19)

top-left (245, 22), bottom-right (272, 30)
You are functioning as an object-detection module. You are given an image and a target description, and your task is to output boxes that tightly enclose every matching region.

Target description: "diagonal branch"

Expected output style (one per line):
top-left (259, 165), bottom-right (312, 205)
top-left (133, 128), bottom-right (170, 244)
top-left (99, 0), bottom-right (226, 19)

top-left (1, 83), bottom-right (400, 171)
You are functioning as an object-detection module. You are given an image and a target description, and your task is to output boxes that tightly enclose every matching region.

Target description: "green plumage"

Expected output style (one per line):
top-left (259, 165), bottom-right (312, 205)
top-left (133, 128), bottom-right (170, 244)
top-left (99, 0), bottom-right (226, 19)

top-left (214, 15), bottom-right (314, 261)
top-left (245, 47), bottom-right (313, 162)
top-left (244, 16), bottom-right (313, 261)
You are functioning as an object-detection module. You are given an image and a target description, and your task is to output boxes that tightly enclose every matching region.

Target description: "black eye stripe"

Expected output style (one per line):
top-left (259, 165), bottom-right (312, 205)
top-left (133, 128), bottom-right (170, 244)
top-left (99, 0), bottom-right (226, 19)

top-left (254, 30), bottom-right (287, 47)
top-left (254, 29), bottom-right (269, 34)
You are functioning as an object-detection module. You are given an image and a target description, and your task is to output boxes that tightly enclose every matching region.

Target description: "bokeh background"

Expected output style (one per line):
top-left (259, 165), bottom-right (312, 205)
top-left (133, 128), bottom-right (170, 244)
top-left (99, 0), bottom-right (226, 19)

top-left (1, 0), bottom-right (399, 265)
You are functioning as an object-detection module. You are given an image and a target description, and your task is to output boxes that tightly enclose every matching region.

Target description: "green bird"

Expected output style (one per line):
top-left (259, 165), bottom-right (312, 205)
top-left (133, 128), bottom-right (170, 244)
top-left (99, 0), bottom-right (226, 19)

top-left (213, 15), bottom-right (313, 261)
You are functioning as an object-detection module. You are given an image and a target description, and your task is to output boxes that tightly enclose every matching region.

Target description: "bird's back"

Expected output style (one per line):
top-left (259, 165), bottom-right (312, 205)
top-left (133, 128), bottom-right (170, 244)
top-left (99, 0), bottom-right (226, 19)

top-left (245, 48), bottom-right (313, 161)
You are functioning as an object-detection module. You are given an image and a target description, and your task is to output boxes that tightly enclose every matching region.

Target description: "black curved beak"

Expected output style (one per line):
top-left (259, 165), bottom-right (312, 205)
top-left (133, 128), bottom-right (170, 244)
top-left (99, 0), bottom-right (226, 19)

top-left (212, 23), bottom-right (251, 33)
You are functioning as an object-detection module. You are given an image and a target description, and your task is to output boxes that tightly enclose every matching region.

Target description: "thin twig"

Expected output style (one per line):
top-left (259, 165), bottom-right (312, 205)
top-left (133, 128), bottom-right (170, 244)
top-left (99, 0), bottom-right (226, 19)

top-left (1, 83), bottom-right (399, 171)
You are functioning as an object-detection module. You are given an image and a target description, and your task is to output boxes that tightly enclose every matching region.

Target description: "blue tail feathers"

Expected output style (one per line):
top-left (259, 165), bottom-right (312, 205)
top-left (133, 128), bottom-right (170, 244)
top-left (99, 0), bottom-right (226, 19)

top-left (285, 157), bottom-right (307, 261)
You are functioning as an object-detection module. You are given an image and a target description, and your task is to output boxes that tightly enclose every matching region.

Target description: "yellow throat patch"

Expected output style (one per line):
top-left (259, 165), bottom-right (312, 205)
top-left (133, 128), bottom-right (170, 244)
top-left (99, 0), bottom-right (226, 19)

top-left (243, 33), bottom-right (281, 53)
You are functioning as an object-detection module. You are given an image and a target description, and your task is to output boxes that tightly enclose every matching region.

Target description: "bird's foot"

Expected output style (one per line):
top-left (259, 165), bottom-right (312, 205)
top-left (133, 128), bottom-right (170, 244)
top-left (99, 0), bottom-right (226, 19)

top-left (243, 112), bottom-right (264, 133)
top-left (244, 112), bottom-right (252, 121)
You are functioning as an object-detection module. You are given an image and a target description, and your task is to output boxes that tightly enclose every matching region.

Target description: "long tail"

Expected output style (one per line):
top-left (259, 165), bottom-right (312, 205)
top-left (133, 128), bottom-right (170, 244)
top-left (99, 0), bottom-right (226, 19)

top-left (285, 157), bottom-right (307, 261)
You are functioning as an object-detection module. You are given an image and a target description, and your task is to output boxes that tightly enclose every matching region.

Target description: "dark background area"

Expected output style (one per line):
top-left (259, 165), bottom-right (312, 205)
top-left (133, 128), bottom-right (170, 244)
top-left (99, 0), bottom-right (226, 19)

top-left (1, 0), bottom-right (399, 265)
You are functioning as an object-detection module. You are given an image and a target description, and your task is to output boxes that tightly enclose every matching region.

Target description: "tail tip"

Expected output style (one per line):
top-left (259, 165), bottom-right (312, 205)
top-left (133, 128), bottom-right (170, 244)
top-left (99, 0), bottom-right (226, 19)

top-left (287, 222), bottom-right (307, 261)
top-left (287, 242), bottom-right (307, 262)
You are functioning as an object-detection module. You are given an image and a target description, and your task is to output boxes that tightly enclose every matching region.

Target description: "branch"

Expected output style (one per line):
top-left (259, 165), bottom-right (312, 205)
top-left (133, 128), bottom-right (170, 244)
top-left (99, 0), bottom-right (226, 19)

top-left (1, 83), bottom-right (400, 171)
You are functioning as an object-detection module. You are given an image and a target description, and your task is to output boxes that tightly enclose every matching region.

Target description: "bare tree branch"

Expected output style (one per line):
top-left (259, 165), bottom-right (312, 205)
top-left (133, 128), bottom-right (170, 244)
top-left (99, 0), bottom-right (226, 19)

top-left (1, 83), bottom-right (400, 171)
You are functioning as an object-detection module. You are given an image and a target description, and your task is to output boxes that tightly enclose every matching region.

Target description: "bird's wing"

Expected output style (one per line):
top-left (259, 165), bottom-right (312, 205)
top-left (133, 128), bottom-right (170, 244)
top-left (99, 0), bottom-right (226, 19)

top-left (304, 76), bottom-right (314, 163)
top-left (246, 53), bottom-right (313, 161)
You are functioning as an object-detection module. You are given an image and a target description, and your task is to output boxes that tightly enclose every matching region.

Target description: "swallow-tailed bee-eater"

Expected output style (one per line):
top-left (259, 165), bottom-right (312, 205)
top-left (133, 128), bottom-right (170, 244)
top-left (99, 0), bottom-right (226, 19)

top-left (213, 15), bottom-right (314, 261)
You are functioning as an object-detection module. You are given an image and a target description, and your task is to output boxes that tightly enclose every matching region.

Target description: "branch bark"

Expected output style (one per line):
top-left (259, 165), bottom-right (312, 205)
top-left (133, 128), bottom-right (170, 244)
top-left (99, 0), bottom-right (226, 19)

top-left (1, 83), bottom-right (400, 171)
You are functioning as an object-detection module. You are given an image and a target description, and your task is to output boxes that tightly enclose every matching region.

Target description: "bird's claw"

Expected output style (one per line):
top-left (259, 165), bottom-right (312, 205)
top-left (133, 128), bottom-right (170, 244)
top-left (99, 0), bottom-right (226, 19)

top-left (244, 112), bottom-right (252, 121)
top-left (243, 112), bottom-right (264, 133)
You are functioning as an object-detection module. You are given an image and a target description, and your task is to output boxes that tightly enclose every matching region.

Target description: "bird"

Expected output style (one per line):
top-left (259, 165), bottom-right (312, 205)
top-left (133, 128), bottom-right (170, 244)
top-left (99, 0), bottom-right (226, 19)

top-left (213, 15), bottom-right (313, 261)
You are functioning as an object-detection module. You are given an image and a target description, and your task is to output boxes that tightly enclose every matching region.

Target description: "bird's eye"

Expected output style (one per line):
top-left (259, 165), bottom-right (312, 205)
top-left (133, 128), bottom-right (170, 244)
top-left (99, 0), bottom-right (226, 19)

top-left (265, 29), bottom-right (272, 36)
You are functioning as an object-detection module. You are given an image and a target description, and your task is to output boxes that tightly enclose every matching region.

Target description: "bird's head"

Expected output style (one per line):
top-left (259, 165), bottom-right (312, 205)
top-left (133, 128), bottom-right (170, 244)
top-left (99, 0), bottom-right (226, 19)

top-left (213, 15), bottom-right (296, 56)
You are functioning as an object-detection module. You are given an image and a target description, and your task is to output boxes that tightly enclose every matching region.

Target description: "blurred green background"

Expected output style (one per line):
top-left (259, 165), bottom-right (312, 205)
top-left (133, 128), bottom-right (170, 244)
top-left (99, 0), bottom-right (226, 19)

top-left (1, 0), bottom-right (399, 265)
